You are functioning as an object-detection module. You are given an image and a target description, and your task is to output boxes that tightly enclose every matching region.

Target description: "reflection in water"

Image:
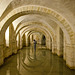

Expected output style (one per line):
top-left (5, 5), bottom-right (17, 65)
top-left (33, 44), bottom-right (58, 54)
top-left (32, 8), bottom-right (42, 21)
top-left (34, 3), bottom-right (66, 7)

top-left (0, 46), bottom-right (75, 75)
top-left (42, 51), bottom-right (46, 56)
top-left (19, 46), bottom-right (51, 75)
top-left (6, 70), bottom-right (10, 75)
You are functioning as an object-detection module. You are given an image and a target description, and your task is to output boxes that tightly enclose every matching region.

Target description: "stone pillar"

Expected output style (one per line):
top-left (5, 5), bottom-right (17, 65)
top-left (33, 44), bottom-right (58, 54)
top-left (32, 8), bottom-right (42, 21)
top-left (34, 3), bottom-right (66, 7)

top-left (4, 27), bottom-right (12, 58)
top-left (9, 24), bottom-right (13, 55)
top-left (50, 37), bottom-right (52, 50)
top-left (46, 36), bottom-right (49, 49)
top-left (46, 36), bottom-right (52, 50)
top-left (12, 37), bottom-right (17, 54)
top-left (22, 34), bottom-right (26, 47)
top-left (18, 33), bottom-right (20, 49)
top-left (0, 44), bottom-right (4, 66)
top-left (30, 34), bottom-right (33, 45)
top-left (57, 27), bottom-right (63, 57)
top-left (26, 35), bottom-right (30, 47)
top-left (17, 33), bottom-right (21, 50)
top-left (52, 40), bottom-right (57, 54)
top-left (28, 35), bottom-right (30, 46)
top-left (65, 34), bottom-right (75, 69)
top-left (9, 24), bottom-right (17, 54)
top-left (63, 36), bottom-right (66, 60)
top-left (66, 44), bottom-right (75, 69)
top-left (20, 35), bottom-right (23, 49)
top-left (0, 34), bottom-right (4, 66)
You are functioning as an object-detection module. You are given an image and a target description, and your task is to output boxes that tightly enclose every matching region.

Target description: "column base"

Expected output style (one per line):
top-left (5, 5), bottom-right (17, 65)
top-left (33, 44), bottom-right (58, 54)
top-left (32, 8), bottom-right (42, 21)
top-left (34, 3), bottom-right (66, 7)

top-left (66, 62), bottom-right (75, 69)
top-left (57, 50), bottom-right (63, 57)
top-left (0, 57), bottom-right (4, 66)
top-left (13, 49), bottom-right (17, 54)
top-left (52, 48), bottom-right (57, 54)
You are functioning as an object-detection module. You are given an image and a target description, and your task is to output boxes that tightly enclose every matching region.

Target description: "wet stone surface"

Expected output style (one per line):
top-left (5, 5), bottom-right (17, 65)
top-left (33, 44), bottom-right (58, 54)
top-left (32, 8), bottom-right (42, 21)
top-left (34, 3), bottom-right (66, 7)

top-left (0, 46), bottom-right (75, 75)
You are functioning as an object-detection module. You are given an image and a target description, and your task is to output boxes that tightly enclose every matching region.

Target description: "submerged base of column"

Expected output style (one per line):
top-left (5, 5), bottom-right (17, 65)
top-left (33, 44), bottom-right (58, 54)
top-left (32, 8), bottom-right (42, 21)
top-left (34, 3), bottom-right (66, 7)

top-left (13, 49), bottom-right (17, 54)
top-left (0, 57), bottom-right (4, 66)
top-left (57, 50), bottom-right (63, 57)
top-left (66, 61), bottom-right (75, 69)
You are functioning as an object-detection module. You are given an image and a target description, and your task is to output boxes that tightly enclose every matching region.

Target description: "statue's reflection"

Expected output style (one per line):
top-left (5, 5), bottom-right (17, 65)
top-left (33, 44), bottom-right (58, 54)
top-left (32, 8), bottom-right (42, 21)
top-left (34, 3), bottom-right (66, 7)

top-left (24, 46), bottom-right (41, 67)
top-left (17, 46), bottom-right (52, 75)
top-left (34, 47), bottom-right (36, 59)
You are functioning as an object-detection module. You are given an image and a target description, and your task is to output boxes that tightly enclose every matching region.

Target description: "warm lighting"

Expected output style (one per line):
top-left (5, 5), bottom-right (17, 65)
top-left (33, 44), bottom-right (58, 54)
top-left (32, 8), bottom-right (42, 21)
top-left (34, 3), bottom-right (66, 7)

top-left (17, 34), bottom-right (19, 47)
top-left (25, 32), bottom-right (29, 36)
top-left (5, 27), bottom-right (9, 46)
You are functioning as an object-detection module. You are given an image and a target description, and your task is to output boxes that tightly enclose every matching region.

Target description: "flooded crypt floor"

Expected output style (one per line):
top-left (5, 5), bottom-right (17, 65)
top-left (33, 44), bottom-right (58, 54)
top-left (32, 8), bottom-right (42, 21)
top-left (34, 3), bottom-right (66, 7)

top-left (0, 46), bottom-right (75, 75)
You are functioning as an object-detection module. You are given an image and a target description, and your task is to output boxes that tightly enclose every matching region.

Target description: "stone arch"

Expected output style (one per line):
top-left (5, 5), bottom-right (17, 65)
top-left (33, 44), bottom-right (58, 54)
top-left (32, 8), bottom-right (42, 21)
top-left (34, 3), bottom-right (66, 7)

top-left (0, 5), bottom-right (74, 44)
top-left (27, 31), bottom-right (42, 38)
top-left (14, 14), bottom-right (71, 44)
top-left (21, 27), bottom-right (50, 48)
top-left (16, 23), bottom-right (54, 42)
top-left (15, 16), bottom-right (55, 35)
top-left (17, 25), bottom-right (53, 49)
top-left (27, 31), bottom-right (44, 45)
top-left (17, 24), bottom-right (52, 39)
top-left (16, 21), bottom-right (55, 40)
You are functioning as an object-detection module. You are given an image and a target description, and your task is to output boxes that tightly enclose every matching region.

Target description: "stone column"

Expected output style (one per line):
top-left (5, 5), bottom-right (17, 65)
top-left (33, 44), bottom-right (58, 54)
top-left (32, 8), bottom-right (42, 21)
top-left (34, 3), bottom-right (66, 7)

top-left (63, 36), bottom-right (66, 60)
top-left (22, 34), bottom-right (26, 47)
top-left (46, 36), bottom-right (52, 50)
top-left (49, 37), bottom-right (52, 50)
top-left (26, 35), bottom-right (30, 47)
top-left (30, 34), bottom-right (33, 45)
top-left (65, 34), bottom-right (75, 69)
top-left (9, 24), bottom-right (17, 54)
top-left (0, 34), bottom-right (4, 66)
top-left (12, 37), bottom-right (17, 54)
top-left (9, 24), bottom-right (13, 55)
top-left (57, 27), bottom-right (63, 57)
top-left (20, 35), bottom-right (23, 49)
top-left (28, 35), bottom-right (30, 46)
top-left (18, 33), bottom-right (20, 49)
top-left (52, 40), bottom-right (57, 54)
top-left (66, 43), bottom-right (75, 69)
top-left (16, 33), bottom-right (21, 50)
top-left (0, 44), bottom-right (4, 66)
top-left (4, 28), bottom-right (12, 58)
top-left (46, 36), bottom-right (49, 49)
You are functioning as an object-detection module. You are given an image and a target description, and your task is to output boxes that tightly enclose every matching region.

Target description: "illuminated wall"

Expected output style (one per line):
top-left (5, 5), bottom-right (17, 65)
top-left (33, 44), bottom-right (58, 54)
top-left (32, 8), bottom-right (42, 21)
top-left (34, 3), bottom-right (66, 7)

top-left (5, 27), bottom-right (9, 47)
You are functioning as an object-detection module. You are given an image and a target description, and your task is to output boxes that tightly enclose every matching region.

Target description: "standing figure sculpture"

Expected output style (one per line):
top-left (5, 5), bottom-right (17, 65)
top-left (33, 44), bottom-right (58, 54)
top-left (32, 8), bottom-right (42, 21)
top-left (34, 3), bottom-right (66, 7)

top-left (33, 39), bottom-right (37, 59)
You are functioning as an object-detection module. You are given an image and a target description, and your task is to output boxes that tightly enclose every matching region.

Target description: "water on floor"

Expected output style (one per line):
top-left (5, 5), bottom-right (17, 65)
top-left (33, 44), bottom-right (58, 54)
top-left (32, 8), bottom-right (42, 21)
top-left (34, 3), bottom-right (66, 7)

top-left (0, 46), bottom-right (75, 75)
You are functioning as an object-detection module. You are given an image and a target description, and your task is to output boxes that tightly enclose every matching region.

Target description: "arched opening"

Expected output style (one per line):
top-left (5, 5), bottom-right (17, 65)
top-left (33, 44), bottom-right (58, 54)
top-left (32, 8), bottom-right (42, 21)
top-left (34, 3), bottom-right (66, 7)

top-left (22, 33), bottom-right (26, 47)
top-left (0, 3), bottom-right (75, 70)
top-left (20, 25), bottom-right (52, 49)
top-left (0, 5), bottom-right (73, 45)
top-left (41, 35), bottom-right (46, 46)
top-left (17, 34), bottom-right (19, 48)
top-left (5, 27), bottom-right (9, 47)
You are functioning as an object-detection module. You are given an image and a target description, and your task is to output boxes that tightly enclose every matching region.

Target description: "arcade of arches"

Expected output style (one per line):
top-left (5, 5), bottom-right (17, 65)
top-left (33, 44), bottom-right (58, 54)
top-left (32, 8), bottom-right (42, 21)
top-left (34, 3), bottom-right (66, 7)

top-left (0, 0), bottom-right (75, 75)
